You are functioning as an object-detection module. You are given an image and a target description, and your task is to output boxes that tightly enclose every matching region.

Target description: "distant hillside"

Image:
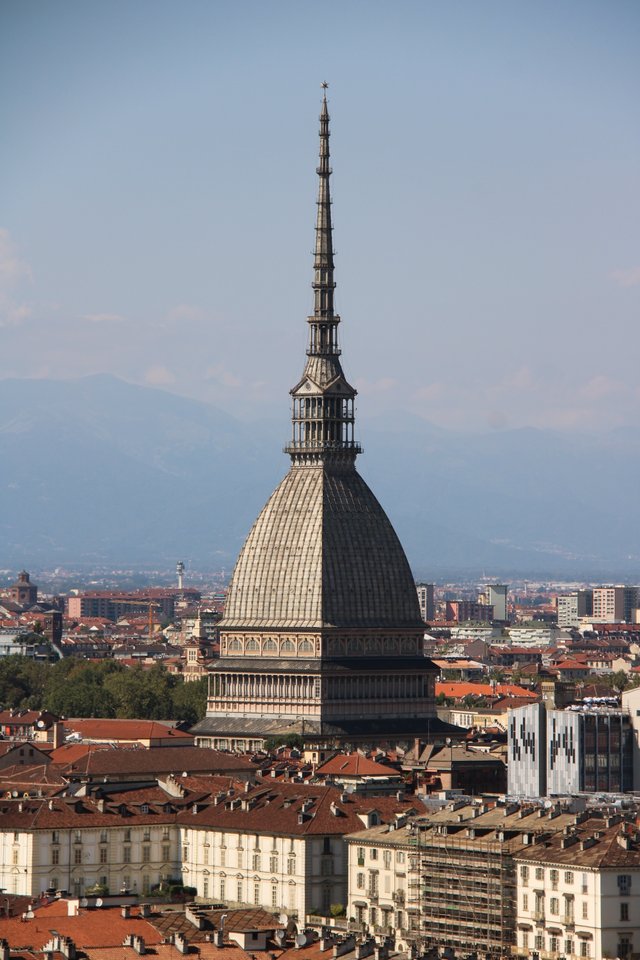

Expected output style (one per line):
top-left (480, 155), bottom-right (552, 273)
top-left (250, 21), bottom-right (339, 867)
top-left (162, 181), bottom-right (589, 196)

top-left (1, 375), bottom-right (638, 578)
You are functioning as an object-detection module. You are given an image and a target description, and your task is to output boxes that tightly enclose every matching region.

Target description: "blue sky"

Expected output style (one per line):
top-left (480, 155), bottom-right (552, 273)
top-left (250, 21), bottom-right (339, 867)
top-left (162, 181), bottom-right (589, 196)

top-left (1, 0), bottom-right (638, 432)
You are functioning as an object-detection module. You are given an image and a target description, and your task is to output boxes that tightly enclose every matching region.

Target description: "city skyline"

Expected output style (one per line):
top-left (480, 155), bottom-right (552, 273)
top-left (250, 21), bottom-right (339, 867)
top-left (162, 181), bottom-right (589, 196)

top-left (2, 0), bottom-right (639, 434)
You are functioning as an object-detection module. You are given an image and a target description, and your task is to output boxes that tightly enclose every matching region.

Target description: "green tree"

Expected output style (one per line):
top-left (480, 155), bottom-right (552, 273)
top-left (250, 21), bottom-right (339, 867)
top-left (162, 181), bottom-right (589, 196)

top-left (43, 660), bottom-right (118, 717)
top-left (608, 670), bottom-right (631, 694)
top-left (172, 677), bottom-right (207, 724)
top-left (263, 734), bottom-right (304, 752)
top-left (0, 656), bottom-right (49, 709)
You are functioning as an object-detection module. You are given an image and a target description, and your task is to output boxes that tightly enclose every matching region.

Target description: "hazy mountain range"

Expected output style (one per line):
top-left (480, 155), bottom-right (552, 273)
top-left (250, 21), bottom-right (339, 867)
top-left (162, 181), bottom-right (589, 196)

top-left (1, 375), bottom-right (638, 579)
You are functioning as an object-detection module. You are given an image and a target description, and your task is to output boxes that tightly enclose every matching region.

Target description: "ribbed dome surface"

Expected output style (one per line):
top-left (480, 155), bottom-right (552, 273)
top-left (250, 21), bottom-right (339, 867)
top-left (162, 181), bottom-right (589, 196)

top-left (223, 464), bottom-right (423, 630)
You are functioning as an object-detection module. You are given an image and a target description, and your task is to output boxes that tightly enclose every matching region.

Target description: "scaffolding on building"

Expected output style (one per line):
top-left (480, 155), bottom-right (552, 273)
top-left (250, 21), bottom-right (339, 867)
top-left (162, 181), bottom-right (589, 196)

top-left (404, 821), bottom-right (522, 960)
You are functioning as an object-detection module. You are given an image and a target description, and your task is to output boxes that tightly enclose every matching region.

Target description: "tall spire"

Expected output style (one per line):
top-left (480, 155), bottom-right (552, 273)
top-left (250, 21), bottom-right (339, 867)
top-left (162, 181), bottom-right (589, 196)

top-left (286, 86), bottom-right (361, 466)
top-left (313, 84), bottom-right (335, 320)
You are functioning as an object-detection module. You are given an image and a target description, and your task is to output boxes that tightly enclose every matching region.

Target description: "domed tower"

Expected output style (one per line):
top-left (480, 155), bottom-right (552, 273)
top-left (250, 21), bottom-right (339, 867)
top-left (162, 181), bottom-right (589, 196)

top-left (195, 90), bottom-right (440, 751)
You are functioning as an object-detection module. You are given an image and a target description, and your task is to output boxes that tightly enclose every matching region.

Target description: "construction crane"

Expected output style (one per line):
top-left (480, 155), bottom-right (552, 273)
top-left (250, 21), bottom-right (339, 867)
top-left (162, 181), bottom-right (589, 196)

top-left (114, 598), bottom-right (162, 639)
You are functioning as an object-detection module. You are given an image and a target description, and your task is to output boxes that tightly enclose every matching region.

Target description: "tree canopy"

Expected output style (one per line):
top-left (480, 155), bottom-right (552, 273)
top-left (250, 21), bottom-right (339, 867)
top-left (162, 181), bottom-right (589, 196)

top-left (0, 656), bottom-right (207, 724)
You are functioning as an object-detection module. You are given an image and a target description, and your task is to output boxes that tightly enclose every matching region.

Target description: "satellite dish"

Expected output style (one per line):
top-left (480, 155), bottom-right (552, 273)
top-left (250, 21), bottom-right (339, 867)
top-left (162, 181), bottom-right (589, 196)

top-left (24, 910), bottom-right (35, 919)
top-left (544, 800), bottom-right (552, 809)
top-left (80, 898), bottom-right (88, 907)
top-left (36, 720), bottom-right (46, 728)
top-left (95, 898), bottom-right (103, 907)
top-left (274, 931), bottom-right (286, 944)
top-left (278, 914), bottom-right (288, 925)
top-left (12, 790), bottom-right (18, 798)
top-left (295, 935), bottom-right (307, 947)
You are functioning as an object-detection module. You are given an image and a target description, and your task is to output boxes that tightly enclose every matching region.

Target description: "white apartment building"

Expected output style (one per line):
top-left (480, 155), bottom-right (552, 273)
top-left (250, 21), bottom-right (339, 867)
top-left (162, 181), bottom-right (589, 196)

top-left (179, 782), bottom-right (410, 918)
top-left (415, 584), bottom-right (435, 623)
top-left (0, 790), bottom-right (181, 898)
top-left (345, 800), bottom-right (581, 958)
top-left (514, 817), bottom-right (640, 960)
top-left (557, 591), bottom-right (593, 629)
top-left (0, 777), bottom-right (410, 921)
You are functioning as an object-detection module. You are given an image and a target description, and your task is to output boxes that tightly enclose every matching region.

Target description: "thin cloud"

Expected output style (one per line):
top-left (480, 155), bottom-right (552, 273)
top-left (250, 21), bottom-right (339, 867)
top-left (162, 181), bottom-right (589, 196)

top-left (0, 228), bottom-right (32, 286)
top-left (610, 265), bottom-right (640, 288)
top-left (579, 374), bottom-right (622, 400)
top-left (205, 364), bottom-right (242, 388)
top-left (0, 228), bottom-right (32, 328)
top-left (2, 303), bottom-right (32, 327)
top-left (144, 365), bottom-right (176, 386)
top-left (413, 382), bottom-right (443, 402)
top-left (82, 312), bottom-right (126, 324)
top-left (355, 377), bottom-right (397, 395)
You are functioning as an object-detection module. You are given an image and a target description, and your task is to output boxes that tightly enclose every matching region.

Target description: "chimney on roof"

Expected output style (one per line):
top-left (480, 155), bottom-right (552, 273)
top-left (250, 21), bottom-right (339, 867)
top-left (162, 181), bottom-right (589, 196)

top-left (122, 905), bottom-right (131, 919)
top-left (332, 936), bottom-right (356, 958)
top-left (617, 832), bottom-right (632, 850)
top-left (186, 906), bottom-right (204, 930)
top-left (53, 937), bottom-right (76, 960)
top-left (139, 904), bottom-right (151, 918)
top-left (53, 721), bottom-right (65, 750)
top-left (132, 937), bottom-right (146, 955)
top-left (174, 934), bottom-right (189, 954)
top-left (355, 941), bottom-right (375, 960)
top-left (0, 939), bottom-right (10, 960)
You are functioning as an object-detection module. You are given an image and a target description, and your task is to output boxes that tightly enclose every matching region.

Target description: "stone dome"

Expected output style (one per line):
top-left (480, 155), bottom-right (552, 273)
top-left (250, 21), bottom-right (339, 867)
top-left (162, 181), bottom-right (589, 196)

top-left (222, 463), bottom-right (423, 630)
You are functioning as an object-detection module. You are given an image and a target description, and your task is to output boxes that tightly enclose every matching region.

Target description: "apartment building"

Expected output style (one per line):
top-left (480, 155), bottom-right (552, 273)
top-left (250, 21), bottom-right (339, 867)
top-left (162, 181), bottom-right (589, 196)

top-left (514, 816), bottom-right (640, 960)
top-left (345, 800), bottom-right (577, 959)
top-left (0, 787), bottom-right (182, 898)
top-left (557, 591), bottom-right (593, 629)
top-left (592, 587), bottom-right (638, 624)
top-left (487, 584), bottom-right (509, 623)
top-left (415, 583), bottom-right (435, 623)
top-left (180, 782), bottom-right (413, 918)
top-left (0, 777), bottom-right (411, 921)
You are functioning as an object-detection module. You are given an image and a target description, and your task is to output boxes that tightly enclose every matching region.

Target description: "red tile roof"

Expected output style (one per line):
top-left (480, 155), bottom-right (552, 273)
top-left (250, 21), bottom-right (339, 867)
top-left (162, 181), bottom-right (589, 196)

top-left (62, 719), bottom-right (193, 742)
top-left (554, 659), bottom-right (590, 671)
top-left (181, 780), bottom-right (414, 836)
top-left (316, 752), bottom-right (400, 777)
top-left (436, 681), bottom-right (537, 700)
top-left (0, 902), bottom-right (163, 950)
top-left (53, 746), bottom-right (257, 779)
